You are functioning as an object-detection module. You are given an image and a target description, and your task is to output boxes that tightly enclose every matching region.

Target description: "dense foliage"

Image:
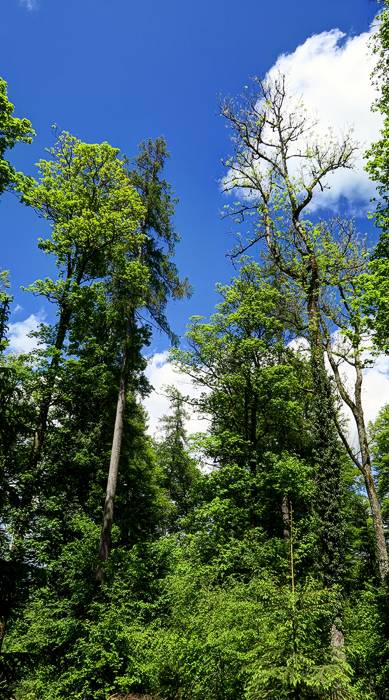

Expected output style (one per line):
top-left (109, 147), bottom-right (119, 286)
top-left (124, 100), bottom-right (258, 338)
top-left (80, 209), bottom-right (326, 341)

top-left (0, 4), bottom-right (388, 697)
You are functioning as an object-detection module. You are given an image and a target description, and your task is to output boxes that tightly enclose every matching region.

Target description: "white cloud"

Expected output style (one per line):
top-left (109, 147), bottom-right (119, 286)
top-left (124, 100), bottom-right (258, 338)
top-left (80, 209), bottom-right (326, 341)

top-left (19, 0), bottom-right (38, 10)
top-left (225, 27), bottom-right (382, 213)
top-left (8, 312), bottom-right (44, 354)
top-left (362, 353), bottom-right (389, 427)
top-left (144, 343), bottom-right (389, 460)
top-left (335, 346), bottom-right (389, 448)
top-left (144, 351), bottom-right (208, 438)
top-left (265, 28), bottom-right (381, 211)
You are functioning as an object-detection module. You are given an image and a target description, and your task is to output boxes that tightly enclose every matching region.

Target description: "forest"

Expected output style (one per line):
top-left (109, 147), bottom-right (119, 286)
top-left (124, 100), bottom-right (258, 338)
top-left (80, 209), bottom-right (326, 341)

top-left (0, 1), bottom-right (389, 698)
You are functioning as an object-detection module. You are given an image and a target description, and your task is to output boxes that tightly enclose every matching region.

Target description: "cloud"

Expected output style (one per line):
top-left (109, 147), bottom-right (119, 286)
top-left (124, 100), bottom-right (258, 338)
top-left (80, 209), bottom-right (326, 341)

top-left (144, 344), bottom-right (389, 458)
top-left (334, 344), bottom-right (389, 448)
top-left (19, 0), bottom-right (38, 10)
top-left (144, 351), bottom-right (208, 438)
top-left (225, 27), bottom-right (382, 213)
top-left (8, 312), bottom-right (45, 354)
top-left (266, 28), bottom-right (381, 211)
top-left (289, 334), bottom-right (389, 447)
top-left (362, 354), bottom-right (389, 425)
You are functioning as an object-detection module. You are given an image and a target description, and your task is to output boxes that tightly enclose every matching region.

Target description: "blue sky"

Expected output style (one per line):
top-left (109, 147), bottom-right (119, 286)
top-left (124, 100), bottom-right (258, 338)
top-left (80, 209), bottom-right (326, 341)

top-left (1, 0), bottom-right (379, 354)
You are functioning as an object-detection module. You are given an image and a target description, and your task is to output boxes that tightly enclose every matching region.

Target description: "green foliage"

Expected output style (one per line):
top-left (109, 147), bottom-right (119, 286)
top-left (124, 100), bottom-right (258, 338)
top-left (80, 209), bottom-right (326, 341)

top-left (1, 40), bottom-right (388, 700)
top-left (156, 389), bottom-right (200, 528)
top-left (0, 76), bottom-right (34, 194)
top-left (370, 404), bottom-right (389, 523)
top-left (362, 1), bottom-right (389, 351)
top-left (21, 130), bottom-right (147, 308)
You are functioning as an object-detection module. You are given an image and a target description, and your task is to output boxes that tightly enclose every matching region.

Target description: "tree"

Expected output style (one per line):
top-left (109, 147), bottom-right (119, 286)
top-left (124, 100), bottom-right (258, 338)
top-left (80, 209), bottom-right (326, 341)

top-left (362, 0), bottom-right (389, 352)
top-left (0, 76), bottom-right (34, 195)
top-left (21, 131), bottom-right (145, 469)
top-left (221, 76), bottom-right (388, 583)
top-left (319, 259), bottom-right (389, 582)
top-left (156, 389), bottom-right (199, 528)
top-left (370, 404), bottom-right (389, 525)
top-left (173, 264), bottom-right (317, 557)
top-left (97, 138), bottom-right (189, 568)
top-left (5, 131), bottom-right (146, 568)
top-left (220, 77), bottom-right (351, 589)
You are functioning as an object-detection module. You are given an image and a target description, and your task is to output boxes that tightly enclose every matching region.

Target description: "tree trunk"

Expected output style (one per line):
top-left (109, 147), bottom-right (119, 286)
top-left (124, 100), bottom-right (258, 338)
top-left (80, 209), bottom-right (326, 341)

top-left (354, 362), bottom-right (388, 580)
top-left (362, 462), bottom-right (388, 580)
top-left (355, 403), bottom-right (388, 580)
top-left (31, 303), bottom-right (71, 466)
top-left (325, 333), bottom-right (388, 580)
top-left (97, 349), bottom-right (127, 573)
top-left (307, 270), bottom-right (345, 587)
top-left (281, 495), bottom-right (290, 540)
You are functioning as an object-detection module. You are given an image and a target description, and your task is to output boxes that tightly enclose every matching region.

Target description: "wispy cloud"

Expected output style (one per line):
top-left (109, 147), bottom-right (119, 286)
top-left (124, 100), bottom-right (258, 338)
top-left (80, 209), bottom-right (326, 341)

top-left (19, 0), bottom-right (39, 11)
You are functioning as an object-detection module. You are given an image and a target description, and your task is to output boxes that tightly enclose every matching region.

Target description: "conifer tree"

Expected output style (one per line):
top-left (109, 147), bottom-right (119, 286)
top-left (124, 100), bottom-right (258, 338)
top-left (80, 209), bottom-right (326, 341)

top-left (156, 389), bottom-right (199, 528)
top-left (97, 138), bottom-right (189, 568)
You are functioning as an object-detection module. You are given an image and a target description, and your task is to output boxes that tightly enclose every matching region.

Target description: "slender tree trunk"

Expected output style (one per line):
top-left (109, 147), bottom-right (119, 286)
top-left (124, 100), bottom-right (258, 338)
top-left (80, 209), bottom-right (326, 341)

top-left (354, 361), bottom-right (388, 580)
top-left (326, 337), bottom-right (389, 580)
top-left (360, 451), bottom-right (388, 580)
top-left (97, 348), bottom-right (127, 572)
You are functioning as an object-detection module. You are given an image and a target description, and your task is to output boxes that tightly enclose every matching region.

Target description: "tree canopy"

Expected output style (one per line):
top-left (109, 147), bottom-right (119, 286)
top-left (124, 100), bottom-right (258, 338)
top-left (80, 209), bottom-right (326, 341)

top-left (1, 6), bottom-right (389, 695)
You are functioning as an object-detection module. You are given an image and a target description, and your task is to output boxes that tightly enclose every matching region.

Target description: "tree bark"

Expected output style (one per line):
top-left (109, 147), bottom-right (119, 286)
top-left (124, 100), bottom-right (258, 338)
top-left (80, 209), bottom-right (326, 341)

top-left (97, 349), bottom-right (127, 573)
top-left (325, 337), bottom-right (388, 580)
top-left (361, 460), bottom-right (388, 580)
top-left (281, 495), bottom-right (290, 540)
top-left (355, 360), bottom-right (388, 580)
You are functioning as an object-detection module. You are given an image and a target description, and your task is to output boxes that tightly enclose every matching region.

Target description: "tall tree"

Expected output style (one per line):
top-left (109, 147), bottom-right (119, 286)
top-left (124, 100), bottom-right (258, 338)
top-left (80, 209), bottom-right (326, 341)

top-left (173, 263), bottom-right (315, 541)
top-left (9, 131), bottom-right (145, 558)
top-left (21, 131), bottom-right (145, 468)
top-left (97, 138), bottom-right (189, 567)
top-left (156, 389), bottom-right (199, 528)
top-left (221, 76), bottom-right (388, 583)
top-left (221, 77), bottom-right (349, 582)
